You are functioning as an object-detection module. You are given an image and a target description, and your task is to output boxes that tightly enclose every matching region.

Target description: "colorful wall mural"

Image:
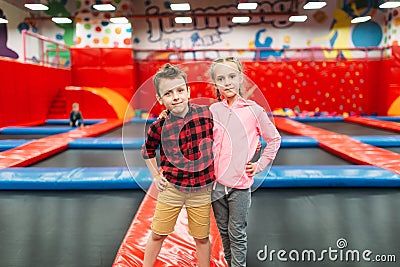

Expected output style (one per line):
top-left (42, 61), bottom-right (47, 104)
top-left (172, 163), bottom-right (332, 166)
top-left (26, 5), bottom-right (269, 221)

top-left (0, 0), bottom-right (399, 115)
top-left (129, 0), bottom-right (386, 61)
top-left (0, 0), bottom-right (395, 59)
top-left (74, 0), bottom-right (132, 48)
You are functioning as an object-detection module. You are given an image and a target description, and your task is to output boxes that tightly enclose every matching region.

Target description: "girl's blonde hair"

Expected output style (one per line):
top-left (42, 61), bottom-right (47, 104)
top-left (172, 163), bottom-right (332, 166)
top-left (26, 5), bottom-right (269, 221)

top-left (210, 57), bottom-right (243, 101)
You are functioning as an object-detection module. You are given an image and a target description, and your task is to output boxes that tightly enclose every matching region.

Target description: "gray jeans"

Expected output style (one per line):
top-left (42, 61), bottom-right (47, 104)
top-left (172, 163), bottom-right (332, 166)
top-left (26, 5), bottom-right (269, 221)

top-left (212, 183), bottom-right (251, 267)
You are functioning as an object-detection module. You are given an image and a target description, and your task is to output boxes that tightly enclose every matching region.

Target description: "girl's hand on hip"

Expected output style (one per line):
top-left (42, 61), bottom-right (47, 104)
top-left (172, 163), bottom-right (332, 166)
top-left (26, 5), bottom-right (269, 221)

top-left (246, 162), bottom-right (257, 177)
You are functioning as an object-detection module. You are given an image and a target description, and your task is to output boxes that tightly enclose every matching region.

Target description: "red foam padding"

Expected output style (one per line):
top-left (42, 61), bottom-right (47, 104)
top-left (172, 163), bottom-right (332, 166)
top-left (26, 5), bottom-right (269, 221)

top-left (113, 184), bottom-right (227, 267)
top-left (101, 48), bottom-right (133, 66)
top-left (71, 48), bottom-right (134, 88)
top-left (0, 119), bottom-right (122, 168)
top-left (70, 48), bottom-right (102, 67)
top-left (275, 117), bottom-right (400, 175)
top-left (344, 117), bottom-right (400, 133)
top-left (0, 58), bottom-right (71, 127)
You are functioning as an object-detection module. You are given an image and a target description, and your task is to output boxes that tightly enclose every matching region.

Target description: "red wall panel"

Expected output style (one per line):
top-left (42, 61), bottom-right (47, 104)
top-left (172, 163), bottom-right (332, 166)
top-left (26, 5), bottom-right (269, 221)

top-left (242, 60), bottom-right (381, 115)
top-left (71, 48), bottom-right (135, 89)
top-left (3, 48), bottom-right (396, 126)
top-left (70, 48), bottom-right (102, 67)
top-left (131, 60), bottom-right (384, 116)
top-left (101, 48), bottom-right (133, 66)
top-left (0, 58), bottom-right (71, 127)
top-left (103, 66), bottom-right (134, 88)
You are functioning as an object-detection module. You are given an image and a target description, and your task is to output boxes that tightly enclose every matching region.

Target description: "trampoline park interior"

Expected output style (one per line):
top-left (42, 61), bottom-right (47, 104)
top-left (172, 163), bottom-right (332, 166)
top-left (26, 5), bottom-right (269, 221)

top-left (1, 0), bottom-right (400, 266)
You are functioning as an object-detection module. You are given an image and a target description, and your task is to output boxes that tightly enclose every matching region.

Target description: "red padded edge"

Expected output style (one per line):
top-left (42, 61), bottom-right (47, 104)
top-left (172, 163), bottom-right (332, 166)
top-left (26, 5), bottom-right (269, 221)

top-left (0, 119), bottom-right (122, 168)
top-left (344, 117), bottom-right (400, 133)
top-left (113, 184), bottom-right (226, 267)
top-left (275, 117), bottom-right (400, 175)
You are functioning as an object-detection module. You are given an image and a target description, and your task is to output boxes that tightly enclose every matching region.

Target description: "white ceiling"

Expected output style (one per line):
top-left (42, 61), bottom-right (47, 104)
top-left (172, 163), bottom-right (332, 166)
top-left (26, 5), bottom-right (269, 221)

top-left (1, 0), bottom-right (303, 19)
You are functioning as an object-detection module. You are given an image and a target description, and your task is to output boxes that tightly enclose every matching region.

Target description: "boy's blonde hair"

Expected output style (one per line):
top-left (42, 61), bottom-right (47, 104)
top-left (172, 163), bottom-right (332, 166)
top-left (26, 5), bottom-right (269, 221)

top-left (72, 102), bottom-right (79, 109)
top-left (153, 63), bottom-right (188, 97)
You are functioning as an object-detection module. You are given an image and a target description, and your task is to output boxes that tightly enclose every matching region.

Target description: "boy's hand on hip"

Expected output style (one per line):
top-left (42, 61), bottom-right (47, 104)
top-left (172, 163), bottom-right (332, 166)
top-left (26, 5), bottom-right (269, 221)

top-left (154, 174), bottom-right (168, 192)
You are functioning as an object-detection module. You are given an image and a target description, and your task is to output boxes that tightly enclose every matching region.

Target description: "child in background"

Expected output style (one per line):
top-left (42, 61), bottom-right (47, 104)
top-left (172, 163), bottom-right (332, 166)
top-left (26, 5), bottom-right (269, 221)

top-left (69, 102), bottom-right (84, 128)
top-left (209, 57), bottom-right (281, 267)
top-left (141, 63), bottom-right (215, 267)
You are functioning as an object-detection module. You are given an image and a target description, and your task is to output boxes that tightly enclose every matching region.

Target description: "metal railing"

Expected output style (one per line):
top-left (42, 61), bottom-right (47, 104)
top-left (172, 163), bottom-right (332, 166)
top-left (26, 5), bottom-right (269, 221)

top-left (22, 30), bottom-right (71, 69)
top-left (134, 46), bottom-right (390, 62)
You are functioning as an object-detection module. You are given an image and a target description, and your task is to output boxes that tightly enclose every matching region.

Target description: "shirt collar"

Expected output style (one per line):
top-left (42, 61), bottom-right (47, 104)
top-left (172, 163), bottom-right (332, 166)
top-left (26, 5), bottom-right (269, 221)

top-left (167, 102), bottom-right (192, 121)
top-left (221, 96), bottom-right (251, 108)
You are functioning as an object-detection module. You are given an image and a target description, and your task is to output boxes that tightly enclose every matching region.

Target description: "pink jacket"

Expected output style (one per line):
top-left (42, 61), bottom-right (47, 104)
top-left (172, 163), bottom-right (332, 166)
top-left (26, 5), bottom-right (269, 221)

top-left (210, 98), bottom-right (281, 189)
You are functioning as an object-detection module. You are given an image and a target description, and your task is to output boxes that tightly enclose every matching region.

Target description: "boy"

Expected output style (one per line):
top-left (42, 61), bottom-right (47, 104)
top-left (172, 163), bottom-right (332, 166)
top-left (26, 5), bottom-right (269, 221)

top-left (141, 63), bottom-right (215, 267)
top-left (69, 102), bottom-right (84, 128)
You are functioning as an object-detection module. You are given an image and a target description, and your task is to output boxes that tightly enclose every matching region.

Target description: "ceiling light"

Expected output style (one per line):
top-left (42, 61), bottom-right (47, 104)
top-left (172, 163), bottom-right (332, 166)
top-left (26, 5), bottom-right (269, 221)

top-left (24, 3), bottom-right (49, 11)
top-left (237, 3), bottom-right (258, 10)
top-left (175, 17), bottom-right (192, 23)
top-left (92, 4), bottom-right (116, 11)
top-left (303, 1), bottom-right (327, 10)
top-left (289, 15), bottom-right (308, 22)
top-left (0, 18), bottom-right (8, 23)
top-left (51, 17), bottom-right (72, 24)
top-left (379, 1), bottom-right (400, 8)
top-left (351, 16), bottom-right (371, 23)
top-left (170, 3), bottom-right (191, 11)
top-left (110, 17), bottom-right (129, 24)
top-left (232, 16), bottom-right (250, 23)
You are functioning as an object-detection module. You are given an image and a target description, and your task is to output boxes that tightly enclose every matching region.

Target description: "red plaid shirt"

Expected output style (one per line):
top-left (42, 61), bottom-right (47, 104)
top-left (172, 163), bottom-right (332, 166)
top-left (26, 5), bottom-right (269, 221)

top-left (142, 103), bottom-right (215, 191)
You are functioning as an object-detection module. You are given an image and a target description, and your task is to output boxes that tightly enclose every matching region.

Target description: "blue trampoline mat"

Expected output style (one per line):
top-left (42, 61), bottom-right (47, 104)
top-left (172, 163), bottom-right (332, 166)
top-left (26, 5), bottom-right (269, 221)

top-left (2, 135), bottom-right (400, 151)
top-left (69, 136), bottom-right (400, 149)
top-left (0, 165), bottom-right (399, 190)
top-left (292, 117), bottom-right (344, 122)
top-left (130, 118), bottom-right (156, 123)
top-left (46, 119), bottom-right (105, 125)
top-left (0, 140), bottom-right (34, 151)
top-left (0, 127), bottom-right (73, 135)
top-left (365, 116), bottom-right (400, 122)
top-left (285, 116), bottom-right (400, 122)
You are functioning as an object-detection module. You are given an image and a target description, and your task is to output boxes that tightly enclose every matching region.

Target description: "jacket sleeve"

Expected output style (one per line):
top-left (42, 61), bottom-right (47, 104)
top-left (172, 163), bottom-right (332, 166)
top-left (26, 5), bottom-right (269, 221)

top-left (256, 108), bottom-right (281, 172)
top-left (141, 121), bottom-right (162, 159)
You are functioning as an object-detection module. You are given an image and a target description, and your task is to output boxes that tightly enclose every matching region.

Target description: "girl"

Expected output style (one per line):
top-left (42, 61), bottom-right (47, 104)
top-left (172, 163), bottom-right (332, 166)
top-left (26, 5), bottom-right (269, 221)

top-left (209, 57), bottom-right (281, 267)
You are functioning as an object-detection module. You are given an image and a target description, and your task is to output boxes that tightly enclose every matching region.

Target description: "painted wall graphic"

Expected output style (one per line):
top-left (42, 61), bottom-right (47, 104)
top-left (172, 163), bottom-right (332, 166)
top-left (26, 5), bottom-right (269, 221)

top-left (0, 0), bottom-right (391, 61)
top-left (130, 0), bottom-right (297, 58)
top-left (0, 8), bottom-right (18, 59)
top-left (384, 6), bottom-right (400, 47)
top-left (253, 29), bottom-right (290, 60)
top-left (143, 0), bottom-right (295, 43)
top-left (312, 0), bottom-right (384, 60)
top-left (45, 0), bottom-right (74, 46)
top-left (75, 0), bottom-right (132, 48)
top-left (127, 0), bottom-right (388, 61)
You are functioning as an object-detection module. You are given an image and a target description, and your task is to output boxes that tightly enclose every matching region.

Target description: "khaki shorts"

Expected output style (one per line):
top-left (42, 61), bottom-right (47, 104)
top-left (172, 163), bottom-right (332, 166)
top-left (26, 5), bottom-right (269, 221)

top-left (151, 182), bottom-right (212, 239)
